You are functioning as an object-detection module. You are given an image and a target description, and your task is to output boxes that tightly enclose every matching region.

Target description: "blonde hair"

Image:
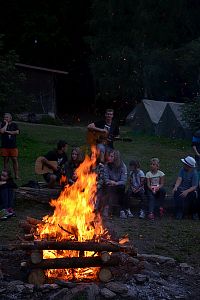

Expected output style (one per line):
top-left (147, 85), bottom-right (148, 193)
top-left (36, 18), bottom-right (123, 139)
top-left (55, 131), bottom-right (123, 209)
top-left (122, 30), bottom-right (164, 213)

top-left (150, 157), bottom-right (160, 166)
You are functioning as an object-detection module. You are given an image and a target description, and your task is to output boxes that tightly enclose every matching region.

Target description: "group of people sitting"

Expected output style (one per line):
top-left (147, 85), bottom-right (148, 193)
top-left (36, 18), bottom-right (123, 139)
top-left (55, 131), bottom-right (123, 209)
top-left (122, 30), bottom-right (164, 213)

top-left (39, 120), bottom-right (200, 221)
top-left (0, 108), bottom-right (200, 222)
top-left (94, 151), bottom-right (199, 221)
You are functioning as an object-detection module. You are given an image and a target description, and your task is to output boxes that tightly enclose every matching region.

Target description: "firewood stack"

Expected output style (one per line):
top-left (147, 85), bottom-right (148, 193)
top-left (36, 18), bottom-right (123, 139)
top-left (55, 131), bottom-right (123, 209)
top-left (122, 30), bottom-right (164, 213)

top-left (14, 217), bottom-right (139, 285)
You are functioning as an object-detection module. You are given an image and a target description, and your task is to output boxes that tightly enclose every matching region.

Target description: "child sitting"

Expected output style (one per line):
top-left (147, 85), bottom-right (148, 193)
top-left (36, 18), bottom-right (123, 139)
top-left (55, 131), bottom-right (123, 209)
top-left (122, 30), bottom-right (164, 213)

top-left (146, 158), bottom-right (166, 220)
top-left (173, 156), bottom-right (198, 220)
top-left (0, 169), bottom-right (17, 220)
top-left (126, 160), bottom-right (146, 218)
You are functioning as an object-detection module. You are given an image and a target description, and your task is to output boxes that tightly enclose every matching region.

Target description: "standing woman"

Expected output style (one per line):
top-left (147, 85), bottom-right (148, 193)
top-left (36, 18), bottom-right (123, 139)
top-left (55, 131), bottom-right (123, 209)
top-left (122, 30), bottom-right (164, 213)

top-left (0, 113), bottom-right (20, 179)
top-left (103, 149), bottom-right (128, 218)
top-left (65, 147), bottom-right (84, 184)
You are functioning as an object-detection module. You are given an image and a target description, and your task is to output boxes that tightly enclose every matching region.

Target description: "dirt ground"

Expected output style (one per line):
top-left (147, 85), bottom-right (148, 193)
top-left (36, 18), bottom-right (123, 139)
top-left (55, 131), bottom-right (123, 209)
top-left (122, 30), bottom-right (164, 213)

top-left (0, 198), bottom-right (200, 299)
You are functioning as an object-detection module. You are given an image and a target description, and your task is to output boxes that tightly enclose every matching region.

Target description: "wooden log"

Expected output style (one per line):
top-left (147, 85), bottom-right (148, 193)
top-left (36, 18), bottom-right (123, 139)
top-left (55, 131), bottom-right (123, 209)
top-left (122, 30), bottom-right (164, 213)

top-left (19, 220), bottom-right (35, 233)
top-left (100, 251), bottom-right (110, 263)
top-left (27, 255), bottom-right (120, 270)
top-left (14, 240), bottom-right (137, 254)
top-left (26, 217), bottom-right (43, 225)
top-left (30, 250), bottom-right (43, 264)
top-left (98, 268), bottom-right (112, 282)
top-left (28, 269), bottom-right (46, 286)
top-left (24, 234), bottom-right (34, 241)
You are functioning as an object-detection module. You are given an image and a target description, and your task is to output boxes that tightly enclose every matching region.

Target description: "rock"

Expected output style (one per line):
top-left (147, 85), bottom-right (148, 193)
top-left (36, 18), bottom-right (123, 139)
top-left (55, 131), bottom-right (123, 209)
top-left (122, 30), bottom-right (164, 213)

top-left (142, 270), bottom-right (160, 278)
top-left (138, 253), bottom-right (176, 265)
top-left (49, 287), bottom-right (70, 300)
top-left (134, 274), bottom-right (148, 284)
top-left (100, 287), bottom-right (116, 298)
top-left (105, 281), bottom-right (128, 294)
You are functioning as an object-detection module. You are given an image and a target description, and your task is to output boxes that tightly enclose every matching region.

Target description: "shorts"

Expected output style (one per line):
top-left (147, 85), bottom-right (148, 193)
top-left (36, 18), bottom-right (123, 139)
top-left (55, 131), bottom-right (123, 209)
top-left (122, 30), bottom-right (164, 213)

top-left (0, 148), bottom-right (18, 157)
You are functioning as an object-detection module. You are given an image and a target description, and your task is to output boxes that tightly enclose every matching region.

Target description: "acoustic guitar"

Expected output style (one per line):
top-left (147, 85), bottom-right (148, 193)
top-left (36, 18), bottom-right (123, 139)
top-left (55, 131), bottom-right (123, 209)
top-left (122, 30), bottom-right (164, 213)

top-left (86, 129), bottom-right (109, 146)
top-left (35, 156), bottom-right (58, 175)
top-left (86, 129), bottom-right (132, 146)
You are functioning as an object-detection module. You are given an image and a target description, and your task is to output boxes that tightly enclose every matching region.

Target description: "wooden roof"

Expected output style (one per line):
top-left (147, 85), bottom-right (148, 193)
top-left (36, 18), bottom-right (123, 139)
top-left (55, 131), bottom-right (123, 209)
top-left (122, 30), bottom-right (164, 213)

top-left (15, 63), bottom-right (68, 75)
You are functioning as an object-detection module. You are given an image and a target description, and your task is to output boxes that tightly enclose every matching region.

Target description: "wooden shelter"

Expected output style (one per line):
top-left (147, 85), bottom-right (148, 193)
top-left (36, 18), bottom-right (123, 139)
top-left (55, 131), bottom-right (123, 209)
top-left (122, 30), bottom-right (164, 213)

top-left (15, 63), bottom-right (68, 117)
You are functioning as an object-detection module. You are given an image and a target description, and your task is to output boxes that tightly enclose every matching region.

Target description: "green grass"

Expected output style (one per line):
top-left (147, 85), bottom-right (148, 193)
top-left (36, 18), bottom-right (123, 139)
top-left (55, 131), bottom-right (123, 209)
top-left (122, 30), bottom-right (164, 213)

top-left (1, 122), bottom-right (191, 188)
top-left (1, 122), bottom-right (199, 267)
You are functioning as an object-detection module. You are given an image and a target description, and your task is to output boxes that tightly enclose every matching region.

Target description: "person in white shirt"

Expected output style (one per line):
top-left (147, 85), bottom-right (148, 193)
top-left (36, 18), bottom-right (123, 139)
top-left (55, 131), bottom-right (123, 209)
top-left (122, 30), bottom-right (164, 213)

top-left (146, 158), bottom-right (166, 220)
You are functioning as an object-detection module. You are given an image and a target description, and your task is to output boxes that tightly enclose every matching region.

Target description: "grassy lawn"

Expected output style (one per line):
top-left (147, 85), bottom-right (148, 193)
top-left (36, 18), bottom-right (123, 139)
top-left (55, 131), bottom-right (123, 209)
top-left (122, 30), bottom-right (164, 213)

top-left (1, 122), bottom-right (200, 267)
top-left (0, 122), bottom-right (192, 189)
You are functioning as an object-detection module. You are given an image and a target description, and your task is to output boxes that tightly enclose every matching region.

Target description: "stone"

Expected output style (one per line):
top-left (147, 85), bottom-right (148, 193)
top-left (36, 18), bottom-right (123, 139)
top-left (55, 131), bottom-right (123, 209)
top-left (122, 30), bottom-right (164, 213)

top-left (134, 274), bottom-right (148, 284)
top-left (105, 281), bottom-right (128, 294)
top-left (100, 287), bottom-right (116, 298)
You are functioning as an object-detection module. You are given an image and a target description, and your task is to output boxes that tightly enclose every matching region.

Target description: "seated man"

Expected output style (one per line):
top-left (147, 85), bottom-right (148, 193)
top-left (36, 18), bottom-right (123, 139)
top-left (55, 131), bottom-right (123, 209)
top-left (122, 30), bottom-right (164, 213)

top-left (173, 156), bottom-right (199, 220)
top-left (42, 140), bottom-right (68, 188)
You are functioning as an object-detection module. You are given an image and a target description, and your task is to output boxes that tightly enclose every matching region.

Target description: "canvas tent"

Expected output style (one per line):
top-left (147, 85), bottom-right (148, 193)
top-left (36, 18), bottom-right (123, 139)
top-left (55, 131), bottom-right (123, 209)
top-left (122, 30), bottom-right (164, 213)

top-left (156, 102), bottom-right (191, 139)
top-left (126, 99), bottom-right (191, 139)
top-left (126, 99), bottom-right (167, 135)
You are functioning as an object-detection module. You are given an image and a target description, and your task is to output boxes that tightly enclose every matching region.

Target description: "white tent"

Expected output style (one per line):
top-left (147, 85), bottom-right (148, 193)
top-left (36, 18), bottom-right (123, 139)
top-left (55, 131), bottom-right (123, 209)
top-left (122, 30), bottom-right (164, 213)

top-left (126, 99), bottom-right (167, 135)
top-left (126, 99), bottom-right (191, 138)
top-left (157, 102), bottom-right (191, 139)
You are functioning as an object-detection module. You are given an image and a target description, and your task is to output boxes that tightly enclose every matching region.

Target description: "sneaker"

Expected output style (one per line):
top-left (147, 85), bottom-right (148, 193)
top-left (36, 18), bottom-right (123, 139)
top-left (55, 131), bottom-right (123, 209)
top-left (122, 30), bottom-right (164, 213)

top-left (7, 208), bottom-right (16, 217)
top-left (148, 212), bottom-right (155, 220)
top-left (139, 209), bottom-right (145, 219)
top-left (126, 209), bottom-right (134, 218)
top-left (0, 209), bottom-right (9, 220)
top-left (159, 207), bottom-right (164, 217)
top-left (120, 210), bottom-right (127, 219)
top-left (0, 209), bottom-right (10, 218)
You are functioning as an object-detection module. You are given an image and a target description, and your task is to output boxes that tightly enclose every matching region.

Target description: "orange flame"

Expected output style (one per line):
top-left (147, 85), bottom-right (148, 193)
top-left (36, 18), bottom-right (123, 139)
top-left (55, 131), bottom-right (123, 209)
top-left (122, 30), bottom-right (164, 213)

top-left (36, 147), bottom-right (106, 280)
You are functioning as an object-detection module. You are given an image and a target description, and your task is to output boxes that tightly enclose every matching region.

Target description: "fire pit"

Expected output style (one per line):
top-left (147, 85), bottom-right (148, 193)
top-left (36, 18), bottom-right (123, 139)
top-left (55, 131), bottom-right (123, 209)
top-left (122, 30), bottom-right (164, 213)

top-left (15, 148), bottom-right (137, 285)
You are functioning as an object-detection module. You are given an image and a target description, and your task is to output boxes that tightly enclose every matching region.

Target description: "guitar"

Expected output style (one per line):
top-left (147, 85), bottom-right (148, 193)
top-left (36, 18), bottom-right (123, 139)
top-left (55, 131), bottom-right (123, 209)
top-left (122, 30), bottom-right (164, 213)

top-left (86, 129), bottom-right (109, 146)
top-left (35, 156), bottom-right (58, 175)
top-left (86, 129), bottom-right (132, 146)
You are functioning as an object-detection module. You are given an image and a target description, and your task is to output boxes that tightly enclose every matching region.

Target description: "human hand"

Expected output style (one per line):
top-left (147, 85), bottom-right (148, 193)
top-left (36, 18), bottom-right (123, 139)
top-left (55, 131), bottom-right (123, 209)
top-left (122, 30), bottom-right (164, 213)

top-left (172, 187), bottom-right (177, 193)
top-left (151, 186), bottom-right (159, 193)
top-left (180, 190), bottom-right (188, 198)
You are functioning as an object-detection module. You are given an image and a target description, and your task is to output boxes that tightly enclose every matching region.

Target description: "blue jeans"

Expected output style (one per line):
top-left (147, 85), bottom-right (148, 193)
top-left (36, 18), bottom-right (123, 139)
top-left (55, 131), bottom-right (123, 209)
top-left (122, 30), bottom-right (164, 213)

top-left (174, 188), bottom-right (198, 217)
top-left (146, 187), bottom-right (166, 214)
top-left (0, 187), bottom-right (14, 209)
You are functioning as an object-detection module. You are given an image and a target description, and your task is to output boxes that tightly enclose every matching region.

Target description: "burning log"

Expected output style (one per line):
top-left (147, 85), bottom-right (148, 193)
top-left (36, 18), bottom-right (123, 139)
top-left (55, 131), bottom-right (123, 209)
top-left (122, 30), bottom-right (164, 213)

top-left (13, 240), bottom-right (137, 255)
top-left (22, 255), bottom-right (120, 270)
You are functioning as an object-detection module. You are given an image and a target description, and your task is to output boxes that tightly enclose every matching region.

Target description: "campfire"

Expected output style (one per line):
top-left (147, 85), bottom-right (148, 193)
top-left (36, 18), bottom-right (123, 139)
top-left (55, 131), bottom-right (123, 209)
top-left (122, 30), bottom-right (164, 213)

top-left (17, 148), bottom-right (137, 285)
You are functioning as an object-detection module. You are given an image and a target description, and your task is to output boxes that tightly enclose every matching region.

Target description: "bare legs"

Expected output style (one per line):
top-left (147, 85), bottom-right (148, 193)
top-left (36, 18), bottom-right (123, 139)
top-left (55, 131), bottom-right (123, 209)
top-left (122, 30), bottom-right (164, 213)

top-left (3, 156), bottom-right (19, 179)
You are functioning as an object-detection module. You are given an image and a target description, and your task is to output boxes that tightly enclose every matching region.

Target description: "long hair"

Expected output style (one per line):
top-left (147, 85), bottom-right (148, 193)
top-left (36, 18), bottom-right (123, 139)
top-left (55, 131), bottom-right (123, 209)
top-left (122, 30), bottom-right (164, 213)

top-left (106, 149), bottom-right (123, 170)
top-left (71, 147), bottom-right (84, 164)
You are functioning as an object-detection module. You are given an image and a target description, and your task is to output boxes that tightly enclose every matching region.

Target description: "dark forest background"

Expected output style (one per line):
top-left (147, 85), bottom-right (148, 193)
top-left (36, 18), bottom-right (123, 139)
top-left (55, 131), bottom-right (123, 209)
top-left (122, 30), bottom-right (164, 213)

top-left (1, 0), bottom-right (200, 123)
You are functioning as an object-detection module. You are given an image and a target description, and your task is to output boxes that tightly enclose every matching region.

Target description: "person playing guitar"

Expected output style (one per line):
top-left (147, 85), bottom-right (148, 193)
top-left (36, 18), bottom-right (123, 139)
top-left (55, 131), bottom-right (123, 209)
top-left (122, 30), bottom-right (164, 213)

top-left (39, 140), bottom-right (68, 188)
top-left (87, 109), bottom-right (120, 159)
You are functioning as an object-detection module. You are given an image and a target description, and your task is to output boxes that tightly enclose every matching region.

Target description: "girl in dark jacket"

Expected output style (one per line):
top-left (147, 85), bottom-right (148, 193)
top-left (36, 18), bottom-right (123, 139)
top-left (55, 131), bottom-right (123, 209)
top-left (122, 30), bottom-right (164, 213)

top-left (0, 169), bottom-right (17, 220)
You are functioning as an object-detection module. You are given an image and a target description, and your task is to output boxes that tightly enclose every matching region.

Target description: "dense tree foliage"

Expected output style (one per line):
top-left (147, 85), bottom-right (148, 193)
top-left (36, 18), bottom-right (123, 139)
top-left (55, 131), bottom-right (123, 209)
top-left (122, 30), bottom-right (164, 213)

top-left (88, 0), bottom-right (200, 118)
top-left (0, 35), bottom-right (27, 112)
top-left (1, 0), bottom-right (200, 120)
